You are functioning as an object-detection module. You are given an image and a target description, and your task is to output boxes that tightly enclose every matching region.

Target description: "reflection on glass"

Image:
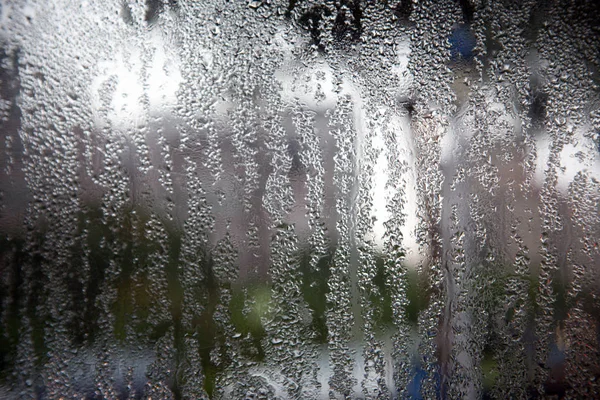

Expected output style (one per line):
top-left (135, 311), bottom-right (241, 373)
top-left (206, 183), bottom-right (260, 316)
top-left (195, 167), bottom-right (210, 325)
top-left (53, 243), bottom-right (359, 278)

top-left (0, 0), bottom-right (599, 398)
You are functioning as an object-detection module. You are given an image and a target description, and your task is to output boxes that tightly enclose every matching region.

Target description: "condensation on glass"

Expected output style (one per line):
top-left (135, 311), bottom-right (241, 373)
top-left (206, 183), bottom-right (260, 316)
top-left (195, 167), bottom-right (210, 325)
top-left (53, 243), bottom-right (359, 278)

top-left (0, 0), bottom-right (599, 399)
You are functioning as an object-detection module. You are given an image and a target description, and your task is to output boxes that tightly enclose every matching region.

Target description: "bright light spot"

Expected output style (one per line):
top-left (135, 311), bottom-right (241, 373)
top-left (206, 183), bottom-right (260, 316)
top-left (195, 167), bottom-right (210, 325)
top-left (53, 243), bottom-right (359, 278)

top-left (146, 30), bottom-right (182, 112)
top-left (370, 119), bottom-right (389, 251)
top-left (557, 124), bottom-right (600, 193)
top-left (91, 30), bottom-right (181, 130)
top-left (534, 132), bottom-right (551, 187)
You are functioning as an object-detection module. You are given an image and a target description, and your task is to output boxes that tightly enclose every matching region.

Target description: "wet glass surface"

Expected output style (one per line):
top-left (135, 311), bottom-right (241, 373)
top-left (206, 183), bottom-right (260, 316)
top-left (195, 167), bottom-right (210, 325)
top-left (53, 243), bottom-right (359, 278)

top-left (0, 0), bottom-right (599, 398)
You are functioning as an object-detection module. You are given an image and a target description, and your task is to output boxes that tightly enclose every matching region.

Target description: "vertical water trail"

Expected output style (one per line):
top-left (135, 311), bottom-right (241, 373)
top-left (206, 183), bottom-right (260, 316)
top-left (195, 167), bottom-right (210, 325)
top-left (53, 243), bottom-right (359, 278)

top-left (536, 1), bottom-right (600, 396)
top-left (407, 0), bottom-right (460, 397)
top-left (326, 94), bottom-right (357, 397)
top-left (0, 0), bottom-right (598, 398)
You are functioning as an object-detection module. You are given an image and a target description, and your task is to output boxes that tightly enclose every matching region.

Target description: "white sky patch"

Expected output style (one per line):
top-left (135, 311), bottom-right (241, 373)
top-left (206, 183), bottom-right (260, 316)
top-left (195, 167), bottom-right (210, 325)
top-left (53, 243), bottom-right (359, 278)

top-left (388, 38), bottom-right (420, 267)
top-left (370, 117), bottom-right (389, 251)
top-left (146, 30), bottom-right (182, 113)
top-left (534, 132), bottom-right (551, 187)
top-left (91, 29), bottom-right (182, 130)
top-left (557, 124), bottom-right (600, 193)
top-left (533, 124), bottom-right (600, 193)
top-left (368, 110), bottom-right (419, 267)
top-left (440, 119), bottom-right (457, 165)
top-left (274, 32), bottom-right (422, 267)
top-left (394, 116), bottom-right (420, 268)
top-left (368, 112), bottom-right (420, 268)
top-left (109, 52), bottom-right (145, 128)
top-left (391, 38), bottom-right (412, 97)
top-left (274, 29), bottom-right (339, 111)
top-left (276, 60), bottom-right (338, 111)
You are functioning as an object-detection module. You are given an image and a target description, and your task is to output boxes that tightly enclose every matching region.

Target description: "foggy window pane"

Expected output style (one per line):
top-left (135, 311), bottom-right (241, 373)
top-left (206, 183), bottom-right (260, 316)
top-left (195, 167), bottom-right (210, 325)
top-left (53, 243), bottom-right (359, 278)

top-left (0, 0), bottom-right (599, 398)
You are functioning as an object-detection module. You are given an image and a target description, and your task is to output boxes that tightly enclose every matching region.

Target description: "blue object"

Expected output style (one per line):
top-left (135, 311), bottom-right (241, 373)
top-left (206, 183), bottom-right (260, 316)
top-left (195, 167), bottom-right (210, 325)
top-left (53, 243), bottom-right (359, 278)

top-left (406, 364), bottom-right (426, 400)
top-left (450, 24), bottom-right (476, 60)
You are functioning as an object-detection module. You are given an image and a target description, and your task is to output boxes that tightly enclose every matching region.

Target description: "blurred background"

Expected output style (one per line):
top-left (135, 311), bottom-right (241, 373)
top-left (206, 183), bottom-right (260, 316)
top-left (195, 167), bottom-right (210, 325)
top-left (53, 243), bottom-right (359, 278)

top-left (0, 0), bottom-right (599, 398)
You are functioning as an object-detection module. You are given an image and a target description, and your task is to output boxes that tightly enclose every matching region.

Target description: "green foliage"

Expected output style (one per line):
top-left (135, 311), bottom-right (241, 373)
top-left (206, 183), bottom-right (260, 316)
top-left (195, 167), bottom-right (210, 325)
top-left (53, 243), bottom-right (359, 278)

top-left (299, 249), bottom-right (332, 343)
top-left (370, 254), bottom-right (394, 330)
top-left (229, 284), bottom-right (271, 361)
top-left (481, 347), bottom-right (499, 391)
top-left (405, 268), bottom-right (431, 325)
